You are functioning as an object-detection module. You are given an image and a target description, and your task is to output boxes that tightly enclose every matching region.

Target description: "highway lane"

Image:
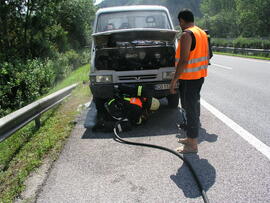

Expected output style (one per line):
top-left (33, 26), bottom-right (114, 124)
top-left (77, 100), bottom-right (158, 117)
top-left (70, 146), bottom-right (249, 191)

top-left (37, 98), bottom-right (270, 203)
top-left (36, 55), bottom-right (270, 203)
top-left (202, 54), bottom-right (270, 146)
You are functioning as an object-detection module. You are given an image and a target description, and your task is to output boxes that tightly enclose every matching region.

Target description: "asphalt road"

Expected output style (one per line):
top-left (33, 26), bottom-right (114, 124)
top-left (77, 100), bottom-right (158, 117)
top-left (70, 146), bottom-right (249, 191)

top-left (202, 54), bottom-right (270, 146)
top-left (37, 54), bottom-right (270, 203)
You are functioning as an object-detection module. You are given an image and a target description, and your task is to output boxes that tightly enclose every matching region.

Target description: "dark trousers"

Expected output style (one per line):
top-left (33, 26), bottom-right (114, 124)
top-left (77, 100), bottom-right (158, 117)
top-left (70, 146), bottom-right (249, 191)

top-left (179, 77), bottom-right (204, 138)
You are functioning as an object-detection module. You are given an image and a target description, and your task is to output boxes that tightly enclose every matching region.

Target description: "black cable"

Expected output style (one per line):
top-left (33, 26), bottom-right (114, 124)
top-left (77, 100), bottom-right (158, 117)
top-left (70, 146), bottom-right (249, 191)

top-left (113, 125), bottom-right (210, 203)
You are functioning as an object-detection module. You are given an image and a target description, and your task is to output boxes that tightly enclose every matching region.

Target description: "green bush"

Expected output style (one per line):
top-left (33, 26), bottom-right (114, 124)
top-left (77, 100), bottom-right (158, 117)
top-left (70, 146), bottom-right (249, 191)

top-left (52, 49), bottom-right (89, 82)
top-left (212, 37), bottom-right (270, 49)
top-left (53, 52), bottom-right (70, 82)
top-left (0, 60), bottom-right (55, 117)
top-left (78, 49), bottom-right (90, 65)
top-left (211, 38), bottom-right (232, 47)
top-left (0, 49), bottom-right (90, 118)
top-left (211, 37), bottom-right (270, 57)
top-left (65, 50), bottom-right (80, 70)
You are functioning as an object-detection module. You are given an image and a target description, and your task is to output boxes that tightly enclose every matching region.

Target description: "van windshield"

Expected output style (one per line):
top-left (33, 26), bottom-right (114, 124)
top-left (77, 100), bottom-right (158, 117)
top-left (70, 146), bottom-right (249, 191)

top-left (96, 10), bottom-right (171, 32)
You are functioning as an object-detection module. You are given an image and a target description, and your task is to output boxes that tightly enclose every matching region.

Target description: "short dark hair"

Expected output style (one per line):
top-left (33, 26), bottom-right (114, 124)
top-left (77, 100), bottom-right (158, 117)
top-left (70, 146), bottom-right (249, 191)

top-left (178, 9), bottom-right (194, 23)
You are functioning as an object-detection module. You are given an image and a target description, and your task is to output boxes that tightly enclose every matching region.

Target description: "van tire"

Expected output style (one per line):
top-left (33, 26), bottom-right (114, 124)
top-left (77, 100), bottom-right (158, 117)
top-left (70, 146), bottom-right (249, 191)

top-left (93, 97), bottom-right (107, 115)
top-left (167, 93), bottom-right (179, 108)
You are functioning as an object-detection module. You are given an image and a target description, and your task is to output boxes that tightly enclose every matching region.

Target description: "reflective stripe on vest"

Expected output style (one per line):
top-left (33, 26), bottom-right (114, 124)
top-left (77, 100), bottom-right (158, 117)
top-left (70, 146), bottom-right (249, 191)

top-left (108, 98), bottom-right (115, 105)
top-left (175, 26), bottom-right (209, 80)
top-left (175, 56), bottom-right (208, 65)
top-left (183, 65), bottom-right (208, 73)
top-left (137, 86), bottom-right (142, 96)
top-left (188, 56), bottom-right (208, 64)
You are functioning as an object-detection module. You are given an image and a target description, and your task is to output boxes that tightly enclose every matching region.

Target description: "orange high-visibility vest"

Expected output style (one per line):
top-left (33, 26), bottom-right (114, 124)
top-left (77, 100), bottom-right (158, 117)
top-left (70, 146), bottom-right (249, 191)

top-left (175, 26), bottom-right (209, 80)
top-left (124, 97), bottom-right (143, 108)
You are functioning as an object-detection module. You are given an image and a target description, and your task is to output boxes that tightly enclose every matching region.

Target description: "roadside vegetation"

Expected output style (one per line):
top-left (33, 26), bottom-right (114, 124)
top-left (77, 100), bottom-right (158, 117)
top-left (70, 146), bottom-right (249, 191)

top-left (0, 64), bottom-right (90, 202)
top-left (195, 0), bottom-right (270, 59)
top-left (211, 38), bottom-right (270, 50)
top-left (196, 0), bottom-right (270, 38)
top-left (0, 0), bottom-right (95, 118)
top-left (211, 38), bottom-right (270, 58)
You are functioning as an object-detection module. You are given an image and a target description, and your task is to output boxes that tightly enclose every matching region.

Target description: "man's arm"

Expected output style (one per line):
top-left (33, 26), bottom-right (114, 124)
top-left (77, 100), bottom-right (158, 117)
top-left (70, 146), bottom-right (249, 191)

top-left (170, 32), bottom-right (192, 94)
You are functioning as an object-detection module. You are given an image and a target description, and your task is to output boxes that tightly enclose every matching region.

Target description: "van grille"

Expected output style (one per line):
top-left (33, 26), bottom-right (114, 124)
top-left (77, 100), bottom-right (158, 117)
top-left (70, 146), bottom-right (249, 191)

top-left (118, 74), bottom-right (157, 81)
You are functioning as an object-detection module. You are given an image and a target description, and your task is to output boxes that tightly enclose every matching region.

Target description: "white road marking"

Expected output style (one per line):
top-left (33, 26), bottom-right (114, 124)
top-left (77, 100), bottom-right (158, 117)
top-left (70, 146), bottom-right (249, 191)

top-left (201, 99), bottom-right (270, 160)
top-left (215, 54), bottom-right (270, 64)
top-left (236, 58), bottom-right (270, 64)
top-left (212, 63), bottom-right (233, 70)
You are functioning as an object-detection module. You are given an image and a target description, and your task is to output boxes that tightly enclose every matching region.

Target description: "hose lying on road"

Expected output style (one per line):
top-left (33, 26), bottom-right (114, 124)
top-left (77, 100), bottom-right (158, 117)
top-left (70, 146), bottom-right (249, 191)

top-left (113, 123), bottom-right (210, 203)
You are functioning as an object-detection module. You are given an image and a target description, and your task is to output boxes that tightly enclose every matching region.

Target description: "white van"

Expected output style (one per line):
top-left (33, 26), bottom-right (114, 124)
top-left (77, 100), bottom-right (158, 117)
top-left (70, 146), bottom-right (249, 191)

top-left (90, 5), bottom-right (179, 108)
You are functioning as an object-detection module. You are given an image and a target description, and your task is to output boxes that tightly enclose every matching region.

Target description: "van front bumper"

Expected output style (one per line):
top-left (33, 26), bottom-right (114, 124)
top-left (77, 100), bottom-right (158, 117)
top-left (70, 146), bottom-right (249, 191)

top-left (90, 81), bottom-right (176, 99)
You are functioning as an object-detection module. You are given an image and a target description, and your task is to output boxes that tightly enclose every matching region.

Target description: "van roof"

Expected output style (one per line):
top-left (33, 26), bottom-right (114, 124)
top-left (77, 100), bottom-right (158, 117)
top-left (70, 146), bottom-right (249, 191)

top-left (96, 5), bottom-right (169, 16)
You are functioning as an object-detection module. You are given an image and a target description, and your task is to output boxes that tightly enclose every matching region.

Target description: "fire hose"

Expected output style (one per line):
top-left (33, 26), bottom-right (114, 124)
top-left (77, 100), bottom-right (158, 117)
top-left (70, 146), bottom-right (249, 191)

top-left (113, 122), bottom-right (210, 203)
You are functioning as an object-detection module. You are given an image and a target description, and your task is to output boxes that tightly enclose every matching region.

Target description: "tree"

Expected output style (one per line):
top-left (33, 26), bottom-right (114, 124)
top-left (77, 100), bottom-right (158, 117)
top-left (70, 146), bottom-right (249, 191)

top-left (200, 0), bottom-right (270, 38)
top-left (235, 0), bottom-right (270, 37)
top-left (0, 0), bottom-right (96, 62)
top-left (0, 0), bottom-right (96, 116)
top-left (57, 0), bottom-right (96, 50)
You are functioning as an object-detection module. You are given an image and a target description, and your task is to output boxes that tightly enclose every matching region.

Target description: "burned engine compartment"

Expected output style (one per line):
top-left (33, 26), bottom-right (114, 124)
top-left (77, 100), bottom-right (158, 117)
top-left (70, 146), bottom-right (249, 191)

top-left (95, 40), bottom-right (175, 71)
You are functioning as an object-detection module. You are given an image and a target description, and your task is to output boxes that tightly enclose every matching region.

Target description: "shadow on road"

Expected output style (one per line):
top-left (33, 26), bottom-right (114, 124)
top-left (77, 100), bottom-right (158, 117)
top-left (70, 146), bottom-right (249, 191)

top-left (82, 100), bottom-right (219, 145)
top-left (82, 100), bottom-right (217, 199)
top-left (82, 99), bottom-right (184, 139)
top-left (170, 154), bottom-right (216, 199)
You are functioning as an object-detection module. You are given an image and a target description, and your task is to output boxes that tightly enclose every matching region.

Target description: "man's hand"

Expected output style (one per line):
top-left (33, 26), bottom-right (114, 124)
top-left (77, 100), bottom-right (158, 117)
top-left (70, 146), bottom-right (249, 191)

top-left (170, 78), bottom-right (178, 94)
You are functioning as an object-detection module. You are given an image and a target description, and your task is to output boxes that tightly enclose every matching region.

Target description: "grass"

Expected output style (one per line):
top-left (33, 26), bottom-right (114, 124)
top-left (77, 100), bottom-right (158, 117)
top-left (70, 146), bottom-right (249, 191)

top-left (0, 64), bottom-right (91, 202)
top-left (213, 51), bottom-right (270, 60)
top-left (47, 64), bottom-right (90, 94)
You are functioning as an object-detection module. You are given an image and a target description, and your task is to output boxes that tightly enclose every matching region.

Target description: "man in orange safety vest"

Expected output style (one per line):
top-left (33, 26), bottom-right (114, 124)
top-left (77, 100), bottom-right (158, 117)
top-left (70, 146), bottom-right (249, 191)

top-left (170, 9), bottom-right (210, 153)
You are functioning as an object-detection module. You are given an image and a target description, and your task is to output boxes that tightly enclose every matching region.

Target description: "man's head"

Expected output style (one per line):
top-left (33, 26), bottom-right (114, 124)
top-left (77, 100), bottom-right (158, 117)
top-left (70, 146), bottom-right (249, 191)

top-left (177, 9), bottom-right (194, 30)
top-left (106, 23), bottom-right (115, 31)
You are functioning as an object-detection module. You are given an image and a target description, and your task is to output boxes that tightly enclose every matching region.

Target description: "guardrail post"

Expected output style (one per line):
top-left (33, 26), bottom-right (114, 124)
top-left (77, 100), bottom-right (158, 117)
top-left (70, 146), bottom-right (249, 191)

top-left (35, 115), bottom-right (41, 129)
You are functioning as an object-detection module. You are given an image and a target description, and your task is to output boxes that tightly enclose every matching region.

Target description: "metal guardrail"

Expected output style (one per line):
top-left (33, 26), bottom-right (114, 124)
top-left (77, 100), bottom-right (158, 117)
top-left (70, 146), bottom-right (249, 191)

top-left (212, 46), bottom-right (270, 54)
top-left (0, 83), bottom-right (78, 143)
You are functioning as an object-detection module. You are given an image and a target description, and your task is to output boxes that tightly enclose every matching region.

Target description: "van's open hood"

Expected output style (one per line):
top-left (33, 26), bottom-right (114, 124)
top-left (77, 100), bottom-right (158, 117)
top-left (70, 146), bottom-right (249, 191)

top-left (92, 28), bottom-right (178, 46)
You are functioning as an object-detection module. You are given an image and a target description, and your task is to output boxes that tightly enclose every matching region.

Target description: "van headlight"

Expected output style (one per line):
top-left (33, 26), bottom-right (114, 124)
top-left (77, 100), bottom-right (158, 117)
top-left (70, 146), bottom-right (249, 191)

top-left (91, 75), bottom-right (112, 83)
top-left (162, 71), bottom-right (175, 80)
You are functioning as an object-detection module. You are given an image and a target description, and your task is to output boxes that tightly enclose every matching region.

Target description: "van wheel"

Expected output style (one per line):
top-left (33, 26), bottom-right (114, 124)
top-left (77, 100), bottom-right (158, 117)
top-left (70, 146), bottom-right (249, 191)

top-left (93, 97), bottom-right (107, 116)
top-left (166, 93), bottom-right (179, 108)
